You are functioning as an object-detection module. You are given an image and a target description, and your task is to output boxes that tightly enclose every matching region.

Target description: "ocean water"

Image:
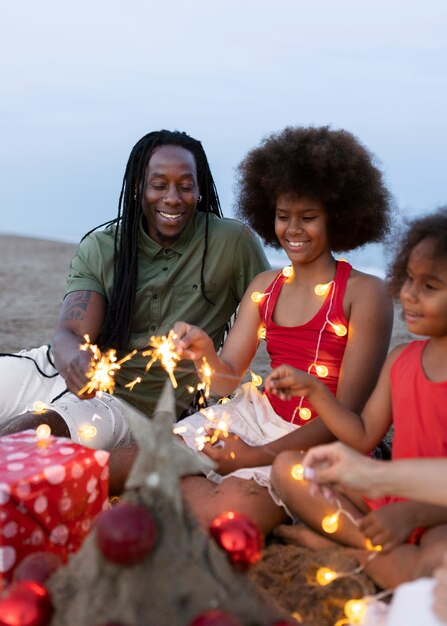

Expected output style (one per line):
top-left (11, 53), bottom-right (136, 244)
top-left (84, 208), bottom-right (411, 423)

top-left (267, 242), bottom-right (389, 278)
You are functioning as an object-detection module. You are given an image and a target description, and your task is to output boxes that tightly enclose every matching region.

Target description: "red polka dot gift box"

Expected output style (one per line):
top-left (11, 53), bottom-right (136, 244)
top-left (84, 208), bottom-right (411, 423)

top-left (0, 430), bottom-right (110, 590)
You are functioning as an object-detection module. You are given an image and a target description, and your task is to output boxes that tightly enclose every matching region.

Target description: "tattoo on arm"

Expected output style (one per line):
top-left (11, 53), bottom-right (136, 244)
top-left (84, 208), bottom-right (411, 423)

top-left (62, 291), bottom-right (92, 321)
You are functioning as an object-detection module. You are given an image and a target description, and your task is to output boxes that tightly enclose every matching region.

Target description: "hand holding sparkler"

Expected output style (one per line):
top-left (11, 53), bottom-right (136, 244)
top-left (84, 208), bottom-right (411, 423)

top-left (265, 364), bottom-right (318, 401)
top-left (171, 321), bottom-right (214, 362)
top-left (202, 428), bottom-right (261, 475)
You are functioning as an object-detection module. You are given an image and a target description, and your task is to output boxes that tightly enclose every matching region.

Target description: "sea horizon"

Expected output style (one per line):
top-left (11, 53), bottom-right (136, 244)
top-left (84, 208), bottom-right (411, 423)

top-left (0, 229), bottom-right (388, 279)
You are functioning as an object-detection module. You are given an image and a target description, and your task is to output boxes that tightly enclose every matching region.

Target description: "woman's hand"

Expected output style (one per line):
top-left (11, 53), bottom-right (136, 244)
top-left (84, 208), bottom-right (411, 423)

top-left (171, 321), bottom-right (213, 361)
top-left (265, 364), bottom-right (315, 401)
top-left (201, 429), bottom-right (259, 475)
top-left (303, 442), bottom-right (381, 498)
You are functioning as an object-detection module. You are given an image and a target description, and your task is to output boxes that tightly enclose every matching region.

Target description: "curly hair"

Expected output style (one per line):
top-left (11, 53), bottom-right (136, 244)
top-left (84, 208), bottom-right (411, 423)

top-left (235, 126), bottom-right (392, 252)
top-left (387, 206), bottom-right (447, 299)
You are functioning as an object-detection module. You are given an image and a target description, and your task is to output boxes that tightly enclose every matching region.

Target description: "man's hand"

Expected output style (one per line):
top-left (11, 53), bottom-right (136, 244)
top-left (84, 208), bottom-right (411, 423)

top-left (62, 349), bottom-right (96, 399)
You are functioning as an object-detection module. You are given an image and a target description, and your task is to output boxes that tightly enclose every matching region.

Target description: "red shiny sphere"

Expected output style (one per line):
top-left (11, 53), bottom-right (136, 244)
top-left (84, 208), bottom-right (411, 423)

top-left (189, 609), bottom-right (242, 626)
top-left (13, 552), bottom-right (63, 584)
top-left (0, 581), bottom-right (52, 626)
top-left (96, 502), bottom-right (157, 565)
top-left (209, 511), bottom-right (263, 571)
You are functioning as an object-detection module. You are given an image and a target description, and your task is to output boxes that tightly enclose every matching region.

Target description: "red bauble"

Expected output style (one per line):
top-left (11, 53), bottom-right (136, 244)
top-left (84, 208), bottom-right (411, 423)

top-left (96, 502), bottom-right (157, 565)
top-left (0, 580), bottom-right (52, 626)
top-left (13, 552), bottom-right (63, 584)
top-left (189, 609), bottom-right (242, 626)
top-left (209, 511), bottom-right (263, 571)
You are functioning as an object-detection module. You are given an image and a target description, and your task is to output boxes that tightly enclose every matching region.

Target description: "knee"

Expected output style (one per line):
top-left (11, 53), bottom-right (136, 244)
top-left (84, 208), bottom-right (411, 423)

top-left (271, 450), bottom-right (305, 497)
top-left (0, 410), bottom-right (70, 439)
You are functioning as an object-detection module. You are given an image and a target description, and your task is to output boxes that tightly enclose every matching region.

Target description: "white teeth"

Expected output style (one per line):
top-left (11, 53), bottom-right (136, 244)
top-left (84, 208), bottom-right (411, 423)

top-left (288, 241), bottom-right (308, 248)
top-left (159, 211), bottom-right (182, 220)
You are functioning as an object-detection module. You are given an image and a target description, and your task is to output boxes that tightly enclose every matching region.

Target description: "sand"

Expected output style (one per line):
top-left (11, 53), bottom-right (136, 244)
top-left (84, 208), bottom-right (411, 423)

top-left (0, 234), bottom-right (412, 624)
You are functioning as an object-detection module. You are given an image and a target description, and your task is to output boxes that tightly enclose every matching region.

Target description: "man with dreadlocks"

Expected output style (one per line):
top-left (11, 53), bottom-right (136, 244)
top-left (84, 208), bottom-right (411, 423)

top-left (0, 130), bottom-right (269, 454)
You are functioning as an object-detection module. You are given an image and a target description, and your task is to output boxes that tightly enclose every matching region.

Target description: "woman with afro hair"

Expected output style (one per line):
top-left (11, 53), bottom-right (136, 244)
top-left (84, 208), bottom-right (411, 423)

top-left (172, 126), bottom-right (395, 535)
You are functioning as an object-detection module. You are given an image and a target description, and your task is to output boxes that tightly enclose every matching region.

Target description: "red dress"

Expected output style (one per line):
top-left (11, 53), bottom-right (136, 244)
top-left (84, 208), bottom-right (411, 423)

top-left (259, 260), bottom-right (351, 424)
top-left (365, 340), bottom-right (447, 543)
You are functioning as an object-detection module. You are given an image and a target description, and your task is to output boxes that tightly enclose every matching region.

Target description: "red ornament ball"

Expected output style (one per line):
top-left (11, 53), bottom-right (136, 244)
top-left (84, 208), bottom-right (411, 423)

top-left (13, 552), bottom-right (63, 584)
top-left (209, 511), bottom-right (263, 571)
top-left (189, 609), bottom-right (242, 626)
top-left (96, 502), bottom-right (157, 565)
top-left (0, 580), bottom-right (53, 626)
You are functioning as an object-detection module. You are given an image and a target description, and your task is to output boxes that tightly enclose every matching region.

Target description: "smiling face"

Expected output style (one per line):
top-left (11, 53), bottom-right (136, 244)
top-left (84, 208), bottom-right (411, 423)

top-left (274, 195), bottom-right (331, 265)
top-left (400, 238), bottom-right (447, 338)
top-left (142, 145), bottom-right (200, 246)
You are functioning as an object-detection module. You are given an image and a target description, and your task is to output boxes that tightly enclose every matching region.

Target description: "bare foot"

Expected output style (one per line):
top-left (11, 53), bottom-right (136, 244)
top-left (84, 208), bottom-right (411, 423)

top-left (273, 523), bottom-right (340, 550)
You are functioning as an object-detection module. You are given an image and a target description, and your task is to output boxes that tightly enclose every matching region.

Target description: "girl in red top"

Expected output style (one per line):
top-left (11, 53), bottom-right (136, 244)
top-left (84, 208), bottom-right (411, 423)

top-left (268, 208), bottom-right (447, 588)
top-left (173, 126), bottom-right (394, 534)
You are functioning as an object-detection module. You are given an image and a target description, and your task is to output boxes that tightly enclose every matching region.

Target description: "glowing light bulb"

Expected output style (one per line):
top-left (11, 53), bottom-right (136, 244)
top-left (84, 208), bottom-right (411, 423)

top-left (332, 323), bottom-right (348, 337)
top-left (290, 463), bottom-right (305, 481)
top-left (251, 291), bottom-right (266, 303)
top-left (78, 423), bottom-right (98, 441)
top-left (321, 512), bottom-right (339, 534)
top-left (365, 538), bottom-right (382, 552)
top-left (316, 566), bottom-right (338, 586)
top-left (33, 401), bottom-right (47, 414)
top-left (314, 282), bottom-right (332, 296)
top-left (258, 326), bottom-right (267, 340)
top-left (35, 424), bottom-right (52, 447)
top-left (299, 407), bottom-right (312, 421)
top-left (344, 598), bottom-right (368, 624)
top-left (250, 371), bottom-right (263, 387)
top-left (282, 266), bottom-right (293, 278)
top-left (315, 364), bottom-right (329, 378)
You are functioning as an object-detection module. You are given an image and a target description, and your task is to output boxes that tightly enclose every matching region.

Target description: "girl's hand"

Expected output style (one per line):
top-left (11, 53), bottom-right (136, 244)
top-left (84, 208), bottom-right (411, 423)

top-left (359, 502), bottom-right (417, 553)
top-left (265, 365), bottom-right (315, 401)
top-left (171, 321), bottom-right (213, 361)
top-left (433, 552), bottom-right (447, 623)
top-left (201, 430), bottom-right (258, 475)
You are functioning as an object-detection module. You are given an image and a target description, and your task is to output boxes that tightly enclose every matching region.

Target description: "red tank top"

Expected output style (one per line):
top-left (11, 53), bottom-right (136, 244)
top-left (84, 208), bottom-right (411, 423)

top-left (259, 260), bottom-right (351, 424)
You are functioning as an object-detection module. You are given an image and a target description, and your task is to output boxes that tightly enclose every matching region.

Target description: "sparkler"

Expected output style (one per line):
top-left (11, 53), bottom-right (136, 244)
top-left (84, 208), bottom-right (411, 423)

top-left (142, 331), bottom-right (181, 388)
top-left (77, 335), bottom-right (136, 396)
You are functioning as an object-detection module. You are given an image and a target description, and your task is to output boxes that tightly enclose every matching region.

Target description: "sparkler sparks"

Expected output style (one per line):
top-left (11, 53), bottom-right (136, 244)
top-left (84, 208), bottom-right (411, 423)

top-left (142, 331), bottom-right (181, 388)
top-left (77, 335), bottom-right (137, 396)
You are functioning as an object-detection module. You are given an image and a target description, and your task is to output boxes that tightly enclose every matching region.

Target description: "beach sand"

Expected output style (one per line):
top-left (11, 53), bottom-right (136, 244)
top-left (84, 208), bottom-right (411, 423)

top-left (0, 234), bottom-right (412, 625)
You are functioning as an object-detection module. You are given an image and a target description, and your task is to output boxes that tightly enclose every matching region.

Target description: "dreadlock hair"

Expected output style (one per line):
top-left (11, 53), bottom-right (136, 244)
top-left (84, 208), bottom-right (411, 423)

top-left (83, 130), bottom-right (222, 352)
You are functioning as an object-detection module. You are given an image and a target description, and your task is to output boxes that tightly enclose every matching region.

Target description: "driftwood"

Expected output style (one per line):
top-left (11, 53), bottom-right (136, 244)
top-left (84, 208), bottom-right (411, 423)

top-left (48, 383), bottom-right (288, 625)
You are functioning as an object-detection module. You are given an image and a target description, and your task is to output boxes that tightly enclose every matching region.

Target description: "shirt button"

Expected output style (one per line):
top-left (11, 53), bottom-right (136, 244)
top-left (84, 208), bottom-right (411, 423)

top-left (164, 249), bottom-right (170, 254)
top-left (152, 294), bottom-right (158, 300)
top-left (163, 267), bottom-right (168, 271)
top-left (192, 284), bottom-right (198, 290)
top-left (150, 325), bottom-right (156, 331)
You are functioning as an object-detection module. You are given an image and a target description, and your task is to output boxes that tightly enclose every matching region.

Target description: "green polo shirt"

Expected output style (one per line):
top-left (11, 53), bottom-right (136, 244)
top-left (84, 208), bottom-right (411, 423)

top-left (65, 213), bottom-right (269, 417)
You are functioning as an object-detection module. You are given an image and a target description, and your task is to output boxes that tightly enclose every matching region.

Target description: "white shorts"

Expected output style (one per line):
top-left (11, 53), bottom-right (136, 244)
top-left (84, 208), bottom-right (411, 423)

top-left (0, 345), bottom-right (133, 449)
top-left (176, 382), bottom-right (299, 513)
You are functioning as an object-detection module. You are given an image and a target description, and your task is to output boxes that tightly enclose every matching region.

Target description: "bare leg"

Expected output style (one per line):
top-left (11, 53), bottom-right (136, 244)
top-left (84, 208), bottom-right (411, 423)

top-left (0, 410), bottom-right (70, 438)
top-left (108, 444), bottom-right (138, 496)
top-left (271, 450), bottom-right (368, 548)
top-left (181, 475), bottom-right (288, 535)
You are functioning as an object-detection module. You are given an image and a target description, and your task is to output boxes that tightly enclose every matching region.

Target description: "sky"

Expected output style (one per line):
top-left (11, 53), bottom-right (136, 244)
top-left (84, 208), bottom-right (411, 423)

top-left (1, 0), bottom-right (446, 270)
